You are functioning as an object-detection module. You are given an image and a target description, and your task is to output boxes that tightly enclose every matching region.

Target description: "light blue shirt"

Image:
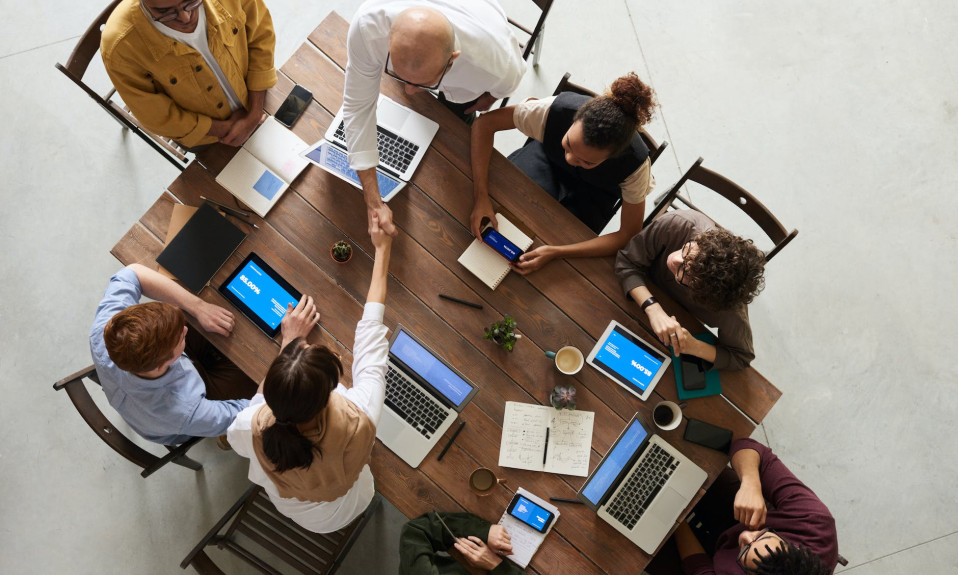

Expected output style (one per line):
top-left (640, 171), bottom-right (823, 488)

top-left (90, 268), bottom-right (249, 445)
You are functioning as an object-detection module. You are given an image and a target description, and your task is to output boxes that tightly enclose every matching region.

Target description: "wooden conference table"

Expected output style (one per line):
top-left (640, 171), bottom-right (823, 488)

top-left (112, 12), bottom-right (781, 574)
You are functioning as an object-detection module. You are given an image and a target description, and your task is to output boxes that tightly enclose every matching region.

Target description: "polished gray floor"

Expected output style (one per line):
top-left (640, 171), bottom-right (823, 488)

top-left (2, 0), bottom-right (956, 573)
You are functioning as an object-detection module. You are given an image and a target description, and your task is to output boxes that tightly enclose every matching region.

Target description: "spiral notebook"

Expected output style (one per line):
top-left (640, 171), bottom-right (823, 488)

top-left (457, 213), bottom-right (533, 290)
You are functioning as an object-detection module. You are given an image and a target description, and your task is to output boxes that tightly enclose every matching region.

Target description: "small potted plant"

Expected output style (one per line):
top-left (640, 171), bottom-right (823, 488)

top-left (484, 315), bottom-right (520, 352)
top-left (330, 240), bottom-right (353, 263)
top-left (550, 385), bottom-right (577, 410)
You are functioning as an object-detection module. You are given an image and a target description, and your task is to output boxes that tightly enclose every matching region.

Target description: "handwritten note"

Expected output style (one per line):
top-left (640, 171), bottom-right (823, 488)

top-left (498, 402), bottom-right (594, 477)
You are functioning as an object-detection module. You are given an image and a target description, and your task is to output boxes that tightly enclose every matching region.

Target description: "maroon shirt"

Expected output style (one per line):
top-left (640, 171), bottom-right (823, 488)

top-left (682, 439), bottom-right (838, 574)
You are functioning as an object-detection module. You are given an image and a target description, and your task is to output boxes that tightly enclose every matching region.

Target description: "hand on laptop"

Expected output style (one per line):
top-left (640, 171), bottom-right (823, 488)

top-left (279, 295), bottom-right (320, 350)
top-left (194, 301), bottom-right (235, 337)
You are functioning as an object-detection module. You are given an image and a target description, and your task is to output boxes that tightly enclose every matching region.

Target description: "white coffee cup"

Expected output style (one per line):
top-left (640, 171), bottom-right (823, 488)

top-left (546, 346), bottom-right (584, 375)
top-left (652, 401), bottom-right (682, 431)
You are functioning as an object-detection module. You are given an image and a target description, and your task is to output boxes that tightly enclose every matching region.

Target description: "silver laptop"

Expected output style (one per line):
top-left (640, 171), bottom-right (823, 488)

top-left (303, 94), bottom-right (439, 202)
top-left (577, 413), bottom-right (707, 554)
top-left (376, 325), bottom-right (478, 468)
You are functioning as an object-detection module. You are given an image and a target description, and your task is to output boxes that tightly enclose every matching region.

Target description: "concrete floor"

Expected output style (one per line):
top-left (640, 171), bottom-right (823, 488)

top-left (2, 0), bottom-right (956, 573)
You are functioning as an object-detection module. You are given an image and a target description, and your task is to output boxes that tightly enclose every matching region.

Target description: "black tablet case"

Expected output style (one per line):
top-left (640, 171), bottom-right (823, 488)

top-left (156, 203), bottom-right (247, 293)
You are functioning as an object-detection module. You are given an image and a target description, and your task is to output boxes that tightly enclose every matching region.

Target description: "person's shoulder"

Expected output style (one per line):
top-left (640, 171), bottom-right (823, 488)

top-left (101, 0), bottom-right (145, 60)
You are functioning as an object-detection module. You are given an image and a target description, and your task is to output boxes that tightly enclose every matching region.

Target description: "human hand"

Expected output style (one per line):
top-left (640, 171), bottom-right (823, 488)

top-left (194, 301), bottom-right (235, 337)
top-left (733, 478), bottom-right (767, 529)
top-left (470, 194), bottom-right (498, 239)
top-left (221, 111), bottom-right (265, 147)
top-left (453, 536), bottom-right (503, 571)
top-left (647, 307), bottom-right (683, 348)
top-left (280, 295), bottom-right (320, 348)
top-left (369, 212), bottom-right (393, 251)
top-left (465, 92), bottom-right (498, 115)
top-left (486, 525), bottom-right (513, 556)
top-left (368, 203), bottom-right (397, 237)
top-left (512, 245), bottom-right (555, 275)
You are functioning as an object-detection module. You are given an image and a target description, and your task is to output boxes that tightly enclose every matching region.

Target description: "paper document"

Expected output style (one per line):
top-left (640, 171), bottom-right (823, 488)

top-left (499, 402), bottom-right (593, 477)
top-left (497, 488), bottom-right (559, 569)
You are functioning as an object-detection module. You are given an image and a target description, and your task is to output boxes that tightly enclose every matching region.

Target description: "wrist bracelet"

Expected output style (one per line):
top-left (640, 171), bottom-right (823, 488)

top-left (640, 297), bottom-right (658, 311)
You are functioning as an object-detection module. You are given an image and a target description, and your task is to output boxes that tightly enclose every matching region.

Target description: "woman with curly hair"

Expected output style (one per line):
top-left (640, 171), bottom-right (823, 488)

top-left (470, 72), bottom-right (658, 273)
top-left (614, 211), bottom-right (766, 370)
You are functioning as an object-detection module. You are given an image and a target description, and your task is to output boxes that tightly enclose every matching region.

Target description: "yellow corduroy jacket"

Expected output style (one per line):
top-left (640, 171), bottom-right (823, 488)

top-left (101, 0), bottom-right (276, 147)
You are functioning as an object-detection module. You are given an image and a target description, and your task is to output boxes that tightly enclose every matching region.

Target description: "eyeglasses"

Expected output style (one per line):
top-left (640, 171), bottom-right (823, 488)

top-left (736, 528), bottom-right (780, 573)
top-left (148, 0), bottom-right (203, 23)
top-left (383, 52), bottom-right (453, 91)
top-left (675, 241), bottom-right (694, 286)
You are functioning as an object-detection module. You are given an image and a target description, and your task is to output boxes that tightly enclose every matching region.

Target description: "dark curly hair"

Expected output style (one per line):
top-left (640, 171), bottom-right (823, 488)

top-left (573, 72), bottom-right (657, 156)
top-left (752, 542), bottom-right (832, 575)
top-left (685, 228), bottom-right (766, 311)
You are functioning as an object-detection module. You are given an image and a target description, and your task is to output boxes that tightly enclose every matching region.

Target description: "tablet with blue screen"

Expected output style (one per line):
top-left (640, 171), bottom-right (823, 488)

top-left (219, 253), bottom-right (302, 337)
top-left (586, 320), bottom-right (672, 401)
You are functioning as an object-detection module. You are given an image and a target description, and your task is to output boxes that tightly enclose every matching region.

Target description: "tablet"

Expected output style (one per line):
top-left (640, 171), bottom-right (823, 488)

top-left (586, 320), bottom-right (672, 401)
top-left (219, 253), bottom-right (302, 337)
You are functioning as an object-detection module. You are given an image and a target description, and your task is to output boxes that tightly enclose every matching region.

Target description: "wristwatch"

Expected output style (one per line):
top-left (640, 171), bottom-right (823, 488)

top-left (640, 297), bottom-right (658, 312)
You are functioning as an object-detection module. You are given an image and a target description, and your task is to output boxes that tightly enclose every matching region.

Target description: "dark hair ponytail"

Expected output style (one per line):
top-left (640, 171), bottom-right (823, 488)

top-left (261, 339), bottom-right (343, 472)
top-left (573, 72), bottom-right (657, 155)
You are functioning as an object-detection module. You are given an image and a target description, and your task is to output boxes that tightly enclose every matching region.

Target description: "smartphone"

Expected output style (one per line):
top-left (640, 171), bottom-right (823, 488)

top-left (679, 354), bottom-right (707, 391)
top-left (481, 225), bottom-right (524, 263)
top-left (683, 418), bottom-right (734, 454)
top-left (506, 494), bottom-right (555, 533)
top-left (275, 84), bottom-right (312, 128)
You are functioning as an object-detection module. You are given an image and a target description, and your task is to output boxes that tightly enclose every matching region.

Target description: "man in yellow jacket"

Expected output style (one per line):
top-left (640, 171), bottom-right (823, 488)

top-left (101, 0), bottom-right (276, 148)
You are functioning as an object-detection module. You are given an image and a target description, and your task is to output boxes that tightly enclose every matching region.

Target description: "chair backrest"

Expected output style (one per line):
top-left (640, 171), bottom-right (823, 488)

top-left (181, 486), bottom-right (380, 575)
top-left (55, 0), bottom-right (190, 170)
top-left (551, 72), bottom-right (669, 165)
top-left (643, 157), bottom-right (799, 262)
top-left (506, 0), bottom-right (554, 61)
top-left (53, 365), bottom-right (203, 478)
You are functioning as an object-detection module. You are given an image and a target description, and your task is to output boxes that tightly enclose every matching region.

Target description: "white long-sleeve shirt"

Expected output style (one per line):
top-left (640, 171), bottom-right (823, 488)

top-left (227, 303), bottom-right (389, 533)
top-left (343, 0), bottom-right (526, 170)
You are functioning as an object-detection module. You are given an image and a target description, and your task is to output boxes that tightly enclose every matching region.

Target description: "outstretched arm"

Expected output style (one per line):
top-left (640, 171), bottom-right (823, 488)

top-left (367, 213), bottom-right (393, 304)
top-left (731, 446), bottom-right (767, 529)
top-left (127, 264), bottom-right (233, 337)
top-left (469, 107), bottom-right (517, 237)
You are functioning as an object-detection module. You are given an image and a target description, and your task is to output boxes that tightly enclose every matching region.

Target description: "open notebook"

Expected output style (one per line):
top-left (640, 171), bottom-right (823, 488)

top-left (457, 213), bottom-right (534, 290)
top-left (215, 117), bottom-right (309, 217)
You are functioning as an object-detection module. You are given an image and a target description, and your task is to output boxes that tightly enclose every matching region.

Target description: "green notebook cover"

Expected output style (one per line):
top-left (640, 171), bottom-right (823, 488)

top-left (673, 332), bottom-right (722, 400)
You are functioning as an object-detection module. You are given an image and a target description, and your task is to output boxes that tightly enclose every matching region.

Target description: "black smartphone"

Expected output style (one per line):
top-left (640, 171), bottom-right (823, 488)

top-left (275, 84), bottom-right (312, 128)
top-left (679, 354), bottom-right (707, 391)
top-left (481, 225), bottom-right (524, 263)
top-left (683, 418), bottom-right (734, 454)
top-left (506, 494), bottom-right (555, 533)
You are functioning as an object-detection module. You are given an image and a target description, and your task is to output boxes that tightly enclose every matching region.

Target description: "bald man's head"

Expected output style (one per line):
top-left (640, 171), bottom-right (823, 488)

top-left (388, 7), bottom-right (458, 89)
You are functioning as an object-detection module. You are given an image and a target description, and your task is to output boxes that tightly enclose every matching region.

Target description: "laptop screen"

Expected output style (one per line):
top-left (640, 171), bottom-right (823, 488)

top-left (580, 417), bottom-right (649, 506)
top-left (591, 324), bottom-right (666, 394)
top-left (390, 330), bottom-right (473, 408)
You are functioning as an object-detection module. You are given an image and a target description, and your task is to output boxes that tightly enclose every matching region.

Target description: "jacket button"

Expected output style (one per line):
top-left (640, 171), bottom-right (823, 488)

top-left (232, 28), bottom-right (238, 34)
top-left (195, 65), bottom-right (203, 72)
top-left (170, 77), bottom-right (177, 85)
top-left (207, 86), bottom-right (213, 91)
top-left (145, 73), bottom-right (151, 78)
top-left (217, 102), bottom-right (223, 109)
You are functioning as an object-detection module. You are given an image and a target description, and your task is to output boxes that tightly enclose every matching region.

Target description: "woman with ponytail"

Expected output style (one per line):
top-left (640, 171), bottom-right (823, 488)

top-left (470, 72), bottom-right (658, 274)
top-left (227, 214), bottom-right (393, 532)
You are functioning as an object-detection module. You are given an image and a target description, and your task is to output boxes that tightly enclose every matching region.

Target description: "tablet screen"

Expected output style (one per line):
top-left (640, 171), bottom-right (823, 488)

top-left (591, 323), bottom-right (667, 395)
top-left (220, 253), bottom-right (301, 336)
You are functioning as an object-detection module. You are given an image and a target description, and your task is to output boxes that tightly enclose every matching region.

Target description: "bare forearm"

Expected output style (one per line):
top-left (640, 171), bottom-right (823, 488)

top-left (366, 245), bottom-right (391, 304)
top-left (128, 263), bottom-right (203, 316)
top-left (548, 230), bottom-right (633, 260)
top-left (732, 448), bottom-right (763, 485)
top-left (358, 168), bottom-right (382, 211)
top-left (470, 116), bottom-right (495, 202)
top-left (246, 90), bottom-right (266, 118)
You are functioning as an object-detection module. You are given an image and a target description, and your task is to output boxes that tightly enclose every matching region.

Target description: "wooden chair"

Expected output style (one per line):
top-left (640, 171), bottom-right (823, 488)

top-left (498, 0), bottom-right (555, 108)
top-left (643, 157), bottom-right (798, 262)
top-left (55, 0), bottom-right (191, 170)
top-left (53, 365), bottom-right (204, 478)
top-left (180, 485), bottom-right (381, 575)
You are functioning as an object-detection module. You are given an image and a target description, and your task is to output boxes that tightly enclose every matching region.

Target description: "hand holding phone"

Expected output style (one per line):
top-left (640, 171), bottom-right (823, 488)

top-left (506, 494), bottom-right (555, 533)
top-left (481, 224), bottom-right (524, 263)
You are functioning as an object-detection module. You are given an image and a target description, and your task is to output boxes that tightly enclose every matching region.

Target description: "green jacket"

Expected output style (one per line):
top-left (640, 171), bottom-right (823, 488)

top-left (400, 512), bottom-right (526, 575)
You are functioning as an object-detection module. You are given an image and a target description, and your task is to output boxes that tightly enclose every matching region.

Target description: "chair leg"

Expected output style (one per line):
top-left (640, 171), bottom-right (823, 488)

top-left (141, 436), bottom-right (204, 478)
top-left (532, 26), bottom-right (545, 68)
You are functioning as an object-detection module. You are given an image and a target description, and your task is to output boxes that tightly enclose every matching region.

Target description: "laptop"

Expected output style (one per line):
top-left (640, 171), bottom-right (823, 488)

top-left (303, 94), bottom-right (439, 202)
top-left (577, 413), bottom-right (707, 554)
top-left (376, 325), bottom-right (479, 468)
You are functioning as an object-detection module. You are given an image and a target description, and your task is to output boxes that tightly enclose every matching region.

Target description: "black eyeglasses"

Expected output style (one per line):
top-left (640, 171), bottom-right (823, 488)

top-left (383, 52), bottom-right (453, 91)
top-left (148, 0), bottom-right (203, 23)
top-left (737, 528), bottom-right (780, 573)
top-left (675, 241), bottom-right (694, 286)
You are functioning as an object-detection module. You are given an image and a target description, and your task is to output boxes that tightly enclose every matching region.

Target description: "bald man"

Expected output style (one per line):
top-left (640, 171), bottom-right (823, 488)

top-left (344, 0), bottom-right (526, 236)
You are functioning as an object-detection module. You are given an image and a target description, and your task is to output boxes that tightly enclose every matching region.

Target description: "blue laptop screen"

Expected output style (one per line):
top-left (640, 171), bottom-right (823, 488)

top-left (390, 330), bottom-right (473, 408)
top-left (224, 259), bottom-right (298, 330)
top-left (592, 325), bottom-right (666, 393)
top-left (581, 418), bottom-right (648, 506)
top-left (306, 143), bottom-right (401, 198)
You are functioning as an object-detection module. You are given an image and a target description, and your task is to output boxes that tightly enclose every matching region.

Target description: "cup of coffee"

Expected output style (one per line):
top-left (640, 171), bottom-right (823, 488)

top-left (469, 467), bottom-right (505, 496)
top-left (652, 401), bottom-right (682, 431)
top-left (545, 346), bottom-right (584, 375)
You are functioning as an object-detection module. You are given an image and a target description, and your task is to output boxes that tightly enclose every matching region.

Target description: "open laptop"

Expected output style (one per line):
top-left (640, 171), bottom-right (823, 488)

top-left (303, 94), bottom-right (439, 202)
top-left (577, 413), bottom-right (707, 554)
top-left (376, 325), bottom-right (478, 468)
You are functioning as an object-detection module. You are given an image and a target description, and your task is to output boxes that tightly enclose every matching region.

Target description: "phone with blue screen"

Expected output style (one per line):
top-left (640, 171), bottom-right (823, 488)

top-left (506, 494), bottom-right (555, 533)
top-left (481, 224), bottom-right (524, 263)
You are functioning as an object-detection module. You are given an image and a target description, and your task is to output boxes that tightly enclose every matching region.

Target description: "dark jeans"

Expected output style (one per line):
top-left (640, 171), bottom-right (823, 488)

top-left (184, 329), bottom-right (257, 401)
top-left (437, 92), bottom-right (478, 125)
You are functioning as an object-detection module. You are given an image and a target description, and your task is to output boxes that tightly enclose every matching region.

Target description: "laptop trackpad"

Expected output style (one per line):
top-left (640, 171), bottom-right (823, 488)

top-left (379, 99), bottom-right (411, 131)
top-left (650, 488), bottom-right (687, 524)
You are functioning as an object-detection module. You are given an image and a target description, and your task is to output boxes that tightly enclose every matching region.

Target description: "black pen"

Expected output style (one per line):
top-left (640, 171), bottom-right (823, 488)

top-left (542, 427), bottom-right (550, 465)
top-left (549, 497), bottom-right (583, 504)
top-left (436, 420), bottom-right (466, 461)
top-left (201, 195), bottom-right (251, 218)
top-left (439, 293), bottom-right (483, 310)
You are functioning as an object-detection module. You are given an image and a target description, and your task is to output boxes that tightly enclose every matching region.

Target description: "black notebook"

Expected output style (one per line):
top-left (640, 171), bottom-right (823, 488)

top-left (155, 203), bottom-right (247, 293)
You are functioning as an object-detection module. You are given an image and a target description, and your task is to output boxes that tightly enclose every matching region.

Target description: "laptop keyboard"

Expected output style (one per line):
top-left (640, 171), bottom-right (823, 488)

top-left (333, 122), bottom-right (419, 174)
top-left (606, 443), bottom-right (679, 530)
top-left (384, 366), bottom-right (447, 439)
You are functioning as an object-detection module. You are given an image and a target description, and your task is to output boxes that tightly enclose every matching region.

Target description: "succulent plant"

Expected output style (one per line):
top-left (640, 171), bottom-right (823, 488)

top-left (331, 240), bottom-right (352, 262)
top-left (484, 315), bottom-right (520, 352)
top-left (550, 385), bottom-right (577, 410)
